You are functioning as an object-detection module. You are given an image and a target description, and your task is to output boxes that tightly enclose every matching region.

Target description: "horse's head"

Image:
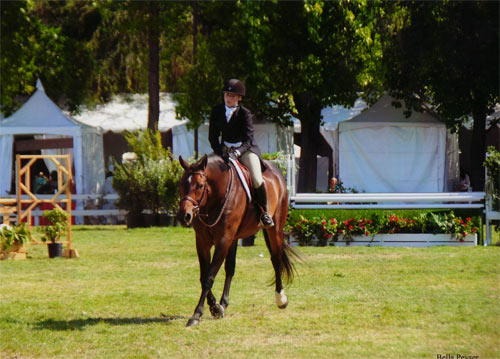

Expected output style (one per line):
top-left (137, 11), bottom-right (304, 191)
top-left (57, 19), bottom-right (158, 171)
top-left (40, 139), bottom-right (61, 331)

top-left (177, 154), bottom-right (209, 227)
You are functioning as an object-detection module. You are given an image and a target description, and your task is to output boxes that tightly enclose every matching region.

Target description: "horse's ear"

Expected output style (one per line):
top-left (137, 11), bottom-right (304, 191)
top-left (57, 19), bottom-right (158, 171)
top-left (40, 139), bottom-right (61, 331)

top-left (199, 154), bottom-right (208, 169)
top-left (179, 156), bottom-right (190, 171)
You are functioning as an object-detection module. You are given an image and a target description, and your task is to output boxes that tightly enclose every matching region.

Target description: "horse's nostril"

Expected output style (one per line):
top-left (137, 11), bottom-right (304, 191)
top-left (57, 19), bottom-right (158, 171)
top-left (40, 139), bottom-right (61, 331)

top-left (185, 213), bottom-right (192, 223)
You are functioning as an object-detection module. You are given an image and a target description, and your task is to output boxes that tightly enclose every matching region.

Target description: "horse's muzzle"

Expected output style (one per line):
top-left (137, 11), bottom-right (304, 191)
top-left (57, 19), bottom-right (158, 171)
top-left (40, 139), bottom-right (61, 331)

top-left (177, 209), bottom-right (193, 227)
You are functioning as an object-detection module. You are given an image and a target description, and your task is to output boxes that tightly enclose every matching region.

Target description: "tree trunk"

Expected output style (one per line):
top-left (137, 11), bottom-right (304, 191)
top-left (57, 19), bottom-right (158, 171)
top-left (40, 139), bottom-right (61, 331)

top-left (470, 105), bottom-right (487, 191)
top-left (294, 92), bottom-right (322, 193)
top-left (192, 1), bottom-right (198, 159)
top-left (147, 1), bottom-right (160, 132)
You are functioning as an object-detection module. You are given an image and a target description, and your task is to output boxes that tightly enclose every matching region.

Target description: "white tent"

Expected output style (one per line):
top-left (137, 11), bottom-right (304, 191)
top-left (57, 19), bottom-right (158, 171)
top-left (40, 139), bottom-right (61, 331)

top-left (74, 93), bottom-right (293, 161)
top-left (0, 80), bottom-right (105, 196)
top-left (337, 95), bottom-right (458, 193)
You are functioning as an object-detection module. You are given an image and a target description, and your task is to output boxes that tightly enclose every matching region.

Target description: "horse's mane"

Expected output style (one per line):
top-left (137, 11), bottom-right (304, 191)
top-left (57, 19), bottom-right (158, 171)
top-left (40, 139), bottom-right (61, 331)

top-left (206, 154), bottom-right (229, 175)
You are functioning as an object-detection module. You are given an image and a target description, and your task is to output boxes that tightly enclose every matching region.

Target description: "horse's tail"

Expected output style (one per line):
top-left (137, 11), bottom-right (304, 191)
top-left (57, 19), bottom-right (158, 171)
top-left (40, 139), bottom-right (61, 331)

top-left (263, 230), bottom-right (301, 286)
top-left (281, 241), bottom-right (300, 285)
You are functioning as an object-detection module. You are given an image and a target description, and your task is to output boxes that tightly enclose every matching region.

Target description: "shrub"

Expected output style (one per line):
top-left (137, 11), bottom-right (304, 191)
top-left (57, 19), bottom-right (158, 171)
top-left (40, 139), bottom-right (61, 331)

top-left (40, 207), bottom-right (68, 243)
top-left (262, 151), bottom-right (289, 177)
top-left (0, 223), bottom-right (31, 250)
top-left (112, 130), bottom-right (183, 215)
top-left (484, 146), bottom-right (500, 213)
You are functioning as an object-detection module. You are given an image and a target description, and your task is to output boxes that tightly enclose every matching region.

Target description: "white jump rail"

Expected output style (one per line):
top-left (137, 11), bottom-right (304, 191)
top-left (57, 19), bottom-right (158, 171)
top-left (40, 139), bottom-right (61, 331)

top-left (291, 192), bottom-right (485, 209)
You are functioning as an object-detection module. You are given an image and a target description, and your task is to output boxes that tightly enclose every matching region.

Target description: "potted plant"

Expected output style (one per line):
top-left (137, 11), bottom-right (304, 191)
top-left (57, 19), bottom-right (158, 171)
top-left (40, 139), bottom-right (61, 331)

top-left (0, 223), bottom-right (31, 260)
top-left (40, 207), bottom-right (68, 258)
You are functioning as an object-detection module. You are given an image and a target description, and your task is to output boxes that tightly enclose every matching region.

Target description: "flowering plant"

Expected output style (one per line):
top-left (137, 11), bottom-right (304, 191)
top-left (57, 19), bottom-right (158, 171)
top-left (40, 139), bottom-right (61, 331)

top-left (377, 213), bottom-right (426, 234)
top-left (288, 212), bottom-right (479, 245)
top-left (291, 216), bottom-right (338, 246)
top-left (0, 223), bottom-right (31, 250)
top-left (429, 212), bottom-right (477, 241)
top-left (338, 218), bottom-right (375, 243)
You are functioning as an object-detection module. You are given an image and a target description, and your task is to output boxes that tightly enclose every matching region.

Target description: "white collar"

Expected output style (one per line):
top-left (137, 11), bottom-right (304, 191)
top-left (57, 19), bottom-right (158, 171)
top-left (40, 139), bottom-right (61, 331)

top-left (225, 105), bottom-right (238, 122)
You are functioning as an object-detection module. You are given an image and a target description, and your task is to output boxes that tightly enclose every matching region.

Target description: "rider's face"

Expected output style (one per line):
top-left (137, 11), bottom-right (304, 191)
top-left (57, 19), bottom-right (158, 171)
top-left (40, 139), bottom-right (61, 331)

top-left (224, 92), bottom-right (241, 108)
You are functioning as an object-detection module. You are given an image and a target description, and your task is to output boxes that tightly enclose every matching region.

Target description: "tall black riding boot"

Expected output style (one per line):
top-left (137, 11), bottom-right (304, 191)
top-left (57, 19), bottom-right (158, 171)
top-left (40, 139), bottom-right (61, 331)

top-left (255, 184), bottom-right (274, 228)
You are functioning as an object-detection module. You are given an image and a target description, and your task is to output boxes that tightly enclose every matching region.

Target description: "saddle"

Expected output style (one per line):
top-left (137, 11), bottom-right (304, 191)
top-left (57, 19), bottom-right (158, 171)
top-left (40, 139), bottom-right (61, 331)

top-left (228, 157), bottom-right (253, 203)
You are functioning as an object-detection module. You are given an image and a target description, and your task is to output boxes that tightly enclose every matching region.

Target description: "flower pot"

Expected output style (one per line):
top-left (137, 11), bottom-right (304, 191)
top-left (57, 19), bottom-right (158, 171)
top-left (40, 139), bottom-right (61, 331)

top-left (126, 213), bottom-right (142, 228)
top-left (47, 242), bottom-right (63, 258)
top-left (157, 213), bottom-right (172, 227)
top-left (0, 242), bottom-right (27, 260)
top-left (289, 233), bottom-right (477, 247)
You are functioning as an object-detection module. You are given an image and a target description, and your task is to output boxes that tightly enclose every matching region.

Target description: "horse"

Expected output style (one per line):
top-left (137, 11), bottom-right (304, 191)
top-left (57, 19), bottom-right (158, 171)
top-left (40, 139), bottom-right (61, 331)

top-left (177, 154), bottom-right (297, 327)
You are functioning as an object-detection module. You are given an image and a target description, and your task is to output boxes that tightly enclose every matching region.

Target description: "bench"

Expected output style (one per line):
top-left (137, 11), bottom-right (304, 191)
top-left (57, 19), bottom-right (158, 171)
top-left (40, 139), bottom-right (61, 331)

top-left (0, 198), bottom-right (17, 225)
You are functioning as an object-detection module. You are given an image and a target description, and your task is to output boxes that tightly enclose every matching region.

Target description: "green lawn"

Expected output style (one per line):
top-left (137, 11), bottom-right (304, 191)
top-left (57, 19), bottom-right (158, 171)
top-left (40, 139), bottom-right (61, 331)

top-left (1, 226), bottom-right (499, 359)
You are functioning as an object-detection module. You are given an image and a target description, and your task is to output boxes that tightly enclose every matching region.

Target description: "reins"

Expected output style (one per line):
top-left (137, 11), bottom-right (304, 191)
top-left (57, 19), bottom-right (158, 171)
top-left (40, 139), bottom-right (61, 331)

top-left (181, 165), bottom-right (234, 228)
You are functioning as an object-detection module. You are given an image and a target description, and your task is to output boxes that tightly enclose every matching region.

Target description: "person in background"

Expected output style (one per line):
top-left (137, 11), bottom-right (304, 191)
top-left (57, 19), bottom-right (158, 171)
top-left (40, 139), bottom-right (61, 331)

top-left (329, 177), bottom-right (339, 193)
top-left (102, 171), bottom-right (117, 225)
top-left (458, 169), bottom-right (471, 192)
top-left (33, 172), bottom-right (47, 194)
top-left (48, 171), bottom-right (58, 193)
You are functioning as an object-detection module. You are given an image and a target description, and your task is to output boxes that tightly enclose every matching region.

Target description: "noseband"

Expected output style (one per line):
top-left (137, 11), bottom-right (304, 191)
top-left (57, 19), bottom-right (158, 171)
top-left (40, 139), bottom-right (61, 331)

top-left (180, 167), bottom-right (234, 227)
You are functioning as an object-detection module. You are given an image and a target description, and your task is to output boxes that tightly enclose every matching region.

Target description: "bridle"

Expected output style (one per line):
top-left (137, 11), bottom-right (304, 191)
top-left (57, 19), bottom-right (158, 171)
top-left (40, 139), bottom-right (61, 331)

top-left (181, 171), bottom-right (208, 216)
top-left (180, 166), bottom-right (234, 228)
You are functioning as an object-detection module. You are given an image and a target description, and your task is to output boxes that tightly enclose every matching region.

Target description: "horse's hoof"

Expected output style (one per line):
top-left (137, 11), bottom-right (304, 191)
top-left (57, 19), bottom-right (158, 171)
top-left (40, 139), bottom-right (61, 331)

top-left (275, 290), bottom-right (288, 309)
top-left (278, 302), bottom-right (288, 309)
top-left (210, 303), bottom-right (225, 319)
top-left (186, 318), bottom-right (200, 327)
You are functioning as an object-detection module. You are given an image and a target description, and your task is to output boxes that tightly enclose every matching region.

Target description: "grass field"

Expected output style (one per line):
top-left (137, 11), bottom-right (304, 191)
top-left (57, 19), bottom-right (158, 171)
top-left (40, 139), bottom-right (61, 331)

top-left (1, 226), bottom-right (499, 359)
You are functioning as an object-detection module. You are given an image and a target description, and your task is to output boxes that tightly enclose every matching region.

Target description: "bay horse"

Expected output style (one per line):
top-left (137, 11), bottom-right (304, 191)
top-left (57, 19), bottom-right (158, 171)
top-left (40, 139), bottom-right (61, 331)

top-left (177, 154), bottom-right (297, 327)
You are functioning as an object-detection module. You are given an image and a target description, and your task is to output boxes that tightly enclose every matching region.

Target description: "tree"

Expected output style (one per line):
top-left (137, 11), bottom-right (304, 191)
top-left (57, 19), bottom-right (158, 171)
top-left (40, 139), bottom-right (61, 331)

top-left (175, 1), bottom-right (385, 192)
top-left (1, 1), bottom-right (99, 114)
top-left (240, 1), bottom-right (386, 192)
top-left (1, 0), bottom-right (193, 130)
top-left (383, 1), bottom-right (499, 190)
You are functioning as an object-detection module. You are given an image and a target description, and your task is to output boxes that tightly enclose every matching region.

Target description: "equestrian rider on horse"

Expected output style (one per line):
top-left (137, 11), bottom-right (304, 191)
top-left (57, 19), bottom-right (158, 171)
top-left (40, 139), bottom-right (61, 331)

top-left (208, 79), bottom-right (275, 228)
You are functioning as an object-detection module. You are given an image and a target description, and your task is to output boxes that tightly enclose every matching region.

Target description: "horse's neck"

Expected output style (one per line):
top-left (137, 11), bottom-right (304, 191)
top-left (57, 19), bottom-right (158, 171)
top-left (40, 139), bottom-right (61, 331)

top-left (206, 162), bottom-right (230, 203)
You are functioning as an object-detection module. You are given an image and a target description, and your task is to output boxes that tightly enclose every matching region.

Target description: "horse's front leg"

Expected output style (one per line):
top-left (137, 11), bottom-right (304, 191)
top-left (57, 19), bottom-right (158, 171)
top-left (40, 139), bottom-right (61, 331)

top-left (187, 238), bottom-right (231, 327)
top-left (186, 236), bottom-right (212, 327)
top-left (218, 239), bottom-right (238, 312)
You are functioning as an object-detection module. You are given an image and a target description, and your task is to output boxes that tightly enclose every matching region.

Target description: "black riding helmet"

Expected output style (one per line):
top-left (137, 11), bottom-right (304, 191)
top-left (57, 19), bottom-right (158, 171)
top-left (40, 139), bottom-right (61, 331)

top-left (222, 79), bottom-right (246, 97)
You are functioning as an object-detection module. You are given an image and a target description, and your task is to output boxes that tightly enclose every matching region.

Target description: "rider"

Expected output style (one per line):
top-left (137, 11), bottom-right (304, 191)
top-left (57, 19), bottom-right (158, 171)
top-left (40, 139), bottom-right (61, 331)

top-left (208, 79), bottom-right (274, 228)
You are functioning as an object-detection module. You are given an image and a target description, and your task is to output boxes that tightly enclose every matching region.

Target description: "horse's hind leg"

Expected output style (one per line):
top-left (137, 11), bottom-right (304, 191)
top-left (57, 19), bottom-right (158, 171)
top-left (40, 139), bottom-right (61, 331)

top-left (217, 239), bottom-right (238, 314)
top-left (263, 228), bottom-right (288, 309)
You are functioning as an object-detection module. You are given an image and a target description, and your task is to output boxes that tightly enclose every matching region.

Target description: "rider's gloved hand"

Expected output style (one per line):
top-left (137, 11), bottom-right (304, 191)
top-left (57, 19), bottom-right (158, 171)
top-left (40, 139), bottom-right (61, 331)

top-left (229, 149), bottom-right (240, 161)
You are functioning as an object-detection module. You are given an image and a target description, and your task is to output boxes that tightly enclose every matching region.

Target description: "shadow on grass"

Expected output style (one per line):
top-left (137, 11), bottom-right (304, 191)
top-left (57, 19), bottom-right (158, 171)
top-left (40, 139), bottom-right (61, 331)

top-left (34, 314), bottom-right (184, 331)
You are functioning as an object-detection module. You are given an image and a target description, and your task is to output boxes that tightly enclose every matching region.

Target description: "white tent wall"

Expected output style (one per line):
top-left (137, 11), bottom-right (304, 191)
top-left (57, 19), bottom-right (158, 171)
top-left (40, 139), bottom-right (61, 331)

top-left (339, 123), bottom-right (446, 192)
top-left (0, 135), bottom-right (14, 195)
top-left (82, 129), bottom-right (106, 194)
top-left (337, 95), bottom-right (458, 193)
